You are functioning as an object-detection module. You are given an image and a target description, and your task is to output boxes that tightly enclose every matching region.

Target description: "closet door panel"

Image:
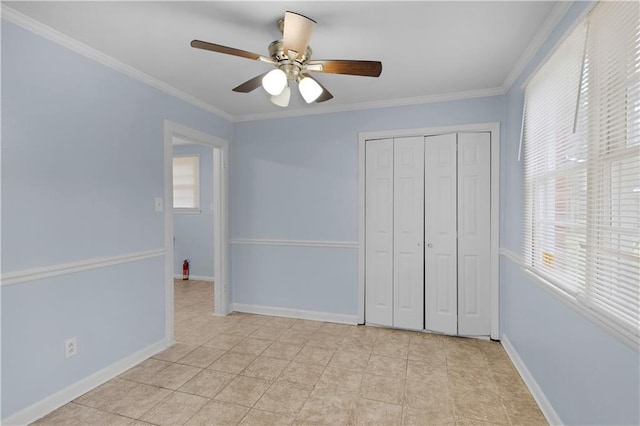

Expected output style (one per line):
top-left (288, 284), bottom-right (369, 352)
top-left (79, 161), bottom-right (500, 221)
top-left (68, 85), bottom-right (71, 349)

top-left (457, 132), bottom-right (491, 336)
top-left (393, 137), bottom-right (425, 330)
top-left (424, 134), bottom-right (458, 335)
top-left (365, 139), bottom-right (394, 326)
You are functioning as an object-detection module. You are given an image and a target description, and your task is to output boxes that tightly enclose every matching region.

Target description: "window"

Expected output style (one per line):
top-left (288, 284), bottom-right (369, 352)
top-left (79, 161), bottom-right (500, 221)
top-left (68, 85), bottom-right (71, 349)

top-left (173, 155), bottom-right (200, 211)
top-left (523, 1), bottom-right (639, 345)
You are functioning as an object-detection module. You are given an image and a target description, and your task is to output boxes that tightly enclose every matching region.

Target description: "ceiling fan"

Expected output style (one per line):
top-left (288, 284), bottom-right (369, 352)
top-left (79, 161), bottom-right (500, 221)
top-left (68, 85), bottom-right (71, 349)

top-left (191, 11), bottom-right (383, 107)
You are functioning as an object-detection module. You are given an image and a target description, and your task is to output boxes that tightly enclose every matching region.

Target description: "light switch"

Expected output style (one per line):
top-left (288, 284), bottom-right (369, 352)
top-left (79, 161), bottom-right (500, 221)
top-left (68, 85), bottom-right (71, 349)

top-left (154, 197), bottom-right (163, 212)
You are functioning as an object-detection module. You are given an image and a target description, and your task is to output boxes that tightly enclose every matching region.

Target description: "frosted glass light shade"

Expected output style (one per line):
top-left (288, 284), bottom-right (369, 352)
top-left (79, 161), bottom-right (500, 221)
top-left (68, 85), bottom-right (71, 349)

top-left (298, 76), bottom-right (323, 103)
top-left (262, 69), bottom-right (287, 96)
top-left (270, 86), bottom-right (291, 107)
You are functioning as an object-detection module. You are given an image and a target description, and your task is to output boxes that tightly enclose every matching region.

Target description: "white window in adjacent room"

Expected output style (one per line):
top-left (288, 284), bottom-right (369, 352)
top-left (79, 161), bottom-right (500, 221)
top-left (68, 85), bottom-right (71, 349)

top-left (173, 155), bottom-right (200, 212)
top-left (523, 1), bottom-right (639, 346)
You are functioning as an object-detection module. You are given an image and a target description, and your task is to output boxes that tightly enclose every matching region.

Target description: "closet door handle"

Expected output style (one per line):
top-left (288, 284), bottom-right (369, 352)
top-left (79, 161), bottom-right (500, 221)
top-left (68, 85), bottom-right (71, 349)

top-left (427, 243), bottom-right (433, 248)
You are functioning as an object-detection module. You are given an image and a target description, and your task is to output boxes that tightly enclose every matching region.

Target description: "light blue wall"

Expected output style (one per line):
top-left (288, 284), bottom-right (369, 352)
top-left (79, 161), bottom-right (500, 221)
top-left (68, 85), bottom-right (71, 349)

top-left (231, 97), bottom-right (506, 315)
top-left (1, 258), bottom-right (165, 417)
top-left (173, 144), bottom-right (215, 279)
top-left (4, 1), bottom-right (639, 423)
top-left (231, 245), bottom-right (358, 314)
top-left (1, 21), bottom-right (231, 418)
top-left (500, 2), bottom-right (640, 424)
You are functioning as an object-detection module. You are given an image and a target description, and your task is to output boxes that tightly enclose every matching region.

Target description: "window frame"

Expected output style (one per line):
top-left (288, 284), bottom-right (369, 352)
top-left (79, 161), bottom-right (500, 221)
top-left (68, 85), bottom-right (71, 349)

top-left (521, 1), bottom-right (639, 350)
top-left (172, 154), bottom-right (201, 213)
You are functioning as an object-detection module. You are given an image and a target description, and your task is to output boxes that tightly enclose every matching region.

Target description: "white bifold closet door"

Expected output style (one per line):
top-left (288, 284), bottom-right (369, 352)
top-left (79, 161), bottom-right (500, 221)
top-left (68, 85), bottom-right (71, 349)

top-left (365, 138), bottom-right (394, 327)
top-left (457, 132), bottom-right (491, 336)
top-left (365, 137), bottom-right (424, 330)
top-left (424, 133), bottom-right (458, 334)
top-left (393, 137), bottom-right (424, 330)
top-left (424, 132), bottom-right (491, 336)
top-left (366, 132), bottom-right (490, 335)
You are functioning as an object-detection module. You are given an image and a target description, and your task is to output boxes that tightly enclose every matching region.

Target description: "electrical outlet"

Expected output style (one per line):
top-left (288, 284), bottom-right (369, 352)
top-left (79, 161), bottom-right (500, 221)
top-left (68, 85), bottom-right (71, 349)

top-left (65, 337), bottom-right (77, 358)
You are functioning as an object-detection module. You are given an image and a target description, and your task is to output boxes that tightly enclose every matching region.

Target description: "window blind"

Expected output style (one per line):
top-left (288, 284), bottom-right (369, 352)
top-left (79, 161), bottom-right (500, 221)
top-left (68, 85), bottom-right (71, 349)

top-left (523, 1), bottom-right (639, 344)
top-left (173, 155), bottom-right (200, 209)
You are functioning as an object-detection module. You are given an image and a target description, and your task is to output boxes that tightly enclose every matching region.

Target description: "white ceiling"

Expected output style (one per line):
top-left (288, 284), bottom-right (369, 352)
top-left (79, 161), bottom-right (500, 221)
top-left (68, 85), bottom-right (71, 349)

top-left (5, 1), bottom-right (559, 119)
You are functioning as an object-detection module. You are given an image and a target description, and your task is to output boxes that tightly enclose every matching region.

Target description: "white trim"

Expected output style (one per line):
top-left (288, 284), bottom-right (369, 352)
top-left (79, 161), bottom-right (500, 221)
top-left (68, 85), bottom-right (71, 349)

top-left (232, 303), bottom-right (358, 325)
top-left (173, 209), bottom-right (201, 214)
top-left (229, 238), bottom-right (358, 249)
top-left (233, 87), bottom-right (504, 122)
top-left (500, 249), bottom-right (639, 351)
top-left (501, 335), bottom-right (563, 426)
top-left (501, 2), bottom-right (572, 92)
top-left (1, 338), bottom-right (169, 426)
top-left (357, 132), bottom-right (367, 325)
top-left (0, 249), bottom-right (165, 287)
top-left (489, 123), bottom-right (501, 340)
top-left (0, 5), bottom-right (233, 122)
top-left (164, 123), bottom-right (176, 344)
top-left (173, 275), bottom-right (214, 282)
top-left (359, 122), bottom-right (500, 141)
top-left (499, 247), bottom-right (522, 265)
top-left (164, 120), bottom-right (231, 349)
top-left (358, 123), bottom-right (500, 337)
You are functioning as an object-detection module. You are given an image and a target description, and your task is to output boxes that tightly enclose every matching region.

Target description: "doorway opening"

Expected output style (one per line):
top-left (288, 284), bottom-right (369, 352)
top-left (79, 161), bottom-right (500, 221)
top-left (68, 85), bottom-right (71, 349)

top-left (163, 120), bottom-right (229, 344)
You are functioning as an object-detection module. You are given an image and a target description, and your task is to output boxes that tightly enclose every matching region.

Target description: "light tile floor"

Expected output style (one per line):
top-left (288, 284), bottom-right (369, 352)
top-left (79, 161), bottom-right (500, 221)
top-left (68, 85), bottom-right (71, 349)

top-left (34, 279), bottom-right (547, 425)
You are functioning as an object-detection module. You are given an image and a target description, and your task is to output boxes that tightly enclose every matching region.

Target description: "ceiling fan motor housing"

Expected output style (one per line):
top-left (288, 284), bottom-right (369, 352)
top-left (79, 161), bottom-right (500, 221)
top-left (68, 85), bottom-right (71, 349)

top-left (268, 40), bottom-right (312, 82)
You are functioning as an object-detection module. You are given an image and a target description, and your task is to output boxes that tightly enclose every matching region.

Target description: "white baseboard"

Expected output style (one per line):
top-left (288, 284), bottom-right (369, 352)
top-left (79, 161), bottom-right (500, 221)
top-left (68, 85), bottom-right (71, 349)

top-left (173, 274), bottom-right (214, 282)
top-left (501, 334), bottom-right (563, 426)
top-left (232, 303), bottom-right (357, 325)
top-left (2, 339), bottom-right (169, 426)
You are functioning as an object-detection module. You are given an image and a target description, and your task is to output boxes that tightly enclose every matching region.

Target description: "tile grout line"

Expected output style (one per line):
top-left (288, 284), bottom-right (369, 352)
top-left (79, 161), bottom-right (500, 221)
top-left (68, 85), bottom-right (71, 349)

top-left (52, 281), bottom-right (542, 426)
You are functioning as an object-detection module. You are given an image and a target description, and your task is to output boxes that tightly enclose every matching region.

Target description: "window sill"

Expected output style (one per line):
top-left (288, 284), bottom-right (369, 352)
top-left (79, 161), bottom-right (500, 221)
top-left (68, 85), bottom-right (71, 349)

top-left (500, 248), bottom-right (639, 352)
top-left (174, 208), bottom-right (201, 214)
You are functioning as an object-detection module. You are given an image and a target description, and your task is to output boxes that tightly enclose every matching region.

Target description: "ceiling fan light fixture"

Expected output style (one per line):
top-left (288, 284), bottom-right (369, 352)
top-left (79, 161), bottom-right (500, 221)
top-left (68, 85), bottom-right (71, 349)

top-left (262, 69), bottom-right (287, 96)
top-left (270, 85), bottom-right (291, 107)
top-left (298, 76), bottom-right (323, 103)
top-left (191, 11), bottom-right (383, 108)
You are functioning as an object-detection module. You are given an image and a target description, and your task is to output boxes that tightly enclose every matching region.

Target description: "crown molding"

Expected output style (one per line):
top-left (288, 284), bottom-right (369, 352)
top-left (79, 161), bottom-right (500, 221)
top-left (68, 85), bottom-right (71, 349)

top-left (5, 3), bottom-right (558, 125)
top-left (232, 86), bottom-right (505, 122)
top-left (500, 1), bottom-right (572, 92)
top-left (1, 5), bottom-right (234, 122)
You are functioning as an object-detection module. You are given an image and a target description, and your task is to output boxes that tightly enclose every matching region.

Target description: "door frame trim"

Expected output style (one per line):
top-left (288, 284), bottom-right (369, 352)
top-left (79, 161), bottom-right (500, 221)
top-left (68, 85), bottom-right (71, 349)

top-left (357, 122), bottom-right (501, 339)
top-left (163, 120), bottom-right (230, 345)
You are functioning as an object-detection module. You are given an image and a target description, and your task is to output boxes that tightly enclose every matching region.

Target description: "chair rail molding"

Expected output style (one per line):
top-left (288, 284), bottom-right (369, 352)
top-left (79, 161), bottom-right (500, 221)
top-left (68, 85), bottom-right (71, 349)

top-left (230, 238), bottom-right (359, 249)
top-left (1, 249), bottom-right (165, 287)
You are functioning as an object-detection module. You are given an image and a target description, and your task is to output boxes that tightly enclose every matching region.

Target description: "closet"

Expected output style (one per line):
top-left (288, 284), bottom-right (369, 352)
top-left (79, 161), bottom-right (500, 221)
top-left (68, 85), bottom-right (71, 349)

top-left (364, 132), bottom-right (491, 336)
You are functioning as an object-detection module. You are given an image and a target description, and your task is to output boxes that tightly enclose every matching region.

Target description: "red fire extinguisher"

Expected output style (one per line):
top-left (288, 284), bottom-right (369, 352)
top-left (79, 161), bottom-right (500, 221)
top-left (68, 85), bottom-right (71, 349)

top-left (182, 259), bottom-right (190, 280)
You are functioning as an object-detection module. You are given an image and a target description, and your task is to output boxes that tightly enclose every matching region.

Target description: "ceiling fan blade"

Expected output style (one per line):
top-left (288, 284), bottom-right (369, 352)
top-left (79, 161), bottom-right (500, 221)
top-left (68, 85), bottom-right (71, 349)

top-left (233, 73), bottom-right (268, 93)
top-left (302, 73), bottom-right (333, 103)
top-left (191, 40), bottom-right (266, 61)
top-left (283, 11), bottom-right (316, 60)
top-left (306, 60), bottom-right (382, 77)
